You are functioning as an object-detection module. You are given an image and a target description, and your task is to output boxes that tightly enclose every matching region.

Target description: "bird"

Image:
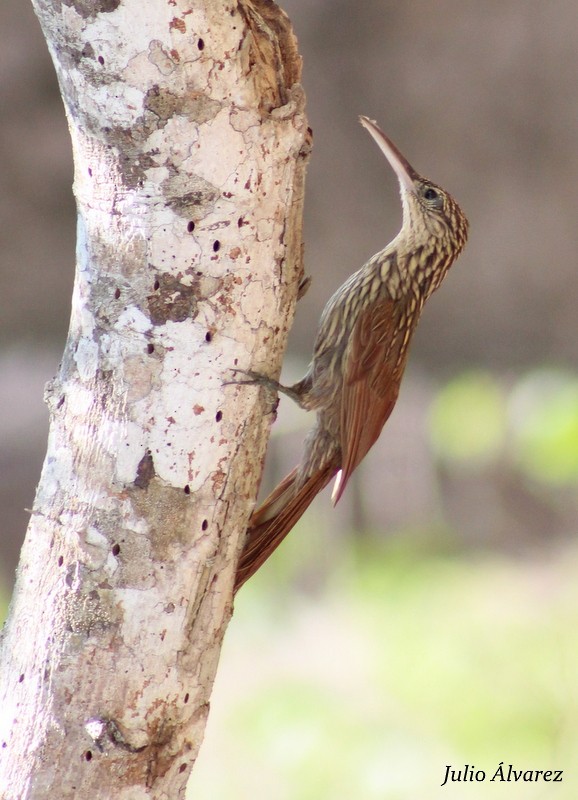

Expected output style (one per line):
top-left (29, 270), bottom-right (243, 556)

top-left (234, 116), bottom-right (469, 593)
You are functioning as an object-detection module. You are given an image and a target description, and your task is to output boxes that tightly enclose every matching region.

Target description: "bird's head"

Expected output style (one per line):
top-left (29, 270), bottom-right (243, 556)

top-left (359, 116), bottom-right (469, 271)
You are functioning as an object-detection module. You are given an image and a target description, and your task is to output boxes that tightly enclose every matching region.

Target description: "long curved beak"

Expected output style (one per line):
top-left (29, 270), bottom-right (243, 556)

top-left (359, 116), bottom-right (418, 193)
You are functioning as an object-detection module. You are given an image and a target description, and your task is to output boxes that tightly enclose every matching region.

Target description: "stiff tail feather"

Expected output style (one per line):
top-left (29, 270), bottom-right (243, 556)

top-left (234, 462), bottom-right (338, 593)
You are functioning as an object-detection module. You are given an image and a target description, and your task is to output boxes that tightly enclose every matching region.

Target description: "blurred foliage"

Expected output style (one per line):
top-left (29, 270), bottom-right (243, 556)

top-left (509, 370), bottom-right (578, 485)
top-left (429, 371), bottom-right (507, 465)
top-left (429, 368), bottom-right (578, 486)
top-left (189, 536), bottom-right (578, 799)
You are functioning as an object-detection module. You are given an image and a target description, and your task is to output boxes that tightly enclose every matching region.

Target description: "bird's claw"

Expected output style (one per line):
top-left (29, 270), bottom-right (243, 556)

top-left (225, 369), bottom-right (304, 407)
top-left (224, 368), bottom-right (281, 393)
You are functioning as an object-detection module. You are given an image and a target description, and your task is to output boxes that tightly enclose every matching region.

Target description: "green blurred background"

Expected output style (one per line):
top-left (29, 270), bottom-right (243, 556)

top-left (2, 1), bottom-right (578, 797)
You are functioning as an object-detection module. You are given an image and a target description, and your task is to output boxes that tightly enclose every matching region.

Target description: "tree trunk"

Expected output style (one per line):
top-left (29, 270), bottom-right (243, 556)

top-left (0, 1), bottom-right (308, 797)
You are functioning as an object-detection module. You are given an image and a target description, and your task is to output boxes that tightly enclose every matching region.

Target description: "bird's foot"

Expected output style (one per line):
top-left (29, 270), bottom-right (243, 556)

top-left (225, 369), bottom-right (302, 405)
top-left (225, 368), bottom-right (278, 391)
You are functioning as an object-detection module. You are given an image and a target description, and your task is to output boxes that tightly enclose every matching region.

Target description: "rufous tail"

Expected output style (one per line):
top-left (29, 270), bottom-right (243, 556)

top-left (234, 461), bottom-right (338, 593)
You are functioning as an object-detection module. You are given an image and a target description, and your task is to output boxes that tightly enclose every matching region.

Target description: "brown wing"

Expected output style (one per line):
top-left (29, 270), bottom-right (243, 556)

top-left (333, 297), bottom-right (409, 504)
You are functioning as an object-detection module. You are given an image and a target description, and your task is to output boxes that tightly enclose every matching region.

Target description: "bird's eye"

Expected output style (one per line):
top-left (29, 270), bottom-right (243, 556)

top-left (423, 187), bottom-right (439, 202)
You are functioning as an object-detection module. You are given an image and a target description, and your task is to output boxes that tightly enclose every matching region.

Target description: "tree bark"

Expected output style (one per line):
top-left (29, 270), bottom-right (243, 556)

top-left (0, 1), bottom-right (308, 797)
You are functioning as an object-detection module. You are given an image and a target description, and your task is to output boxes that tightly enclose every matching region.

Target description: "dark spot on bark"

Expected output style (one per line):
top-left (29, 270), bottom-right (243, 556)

top-left (64, 562), bottom-right (78, 588)
top-left (201, 519), bottom-right (208, 531)
top-left (144, 84), bottom-right (182, 121)
top-left (212, 240), bottom-right (220, 252)
top-left (81, 41), bottom-right (95, 60)
top-left (179, 763), bottom-right (187, 773)
top-left (114, 287), bottom-right (121, 299)
top-left (71, 0), bottom-right (121, 15)
top-left (153, 279), bottom-right (160, 290)
top-left (58, 555), bottom-right (64, 567)
top-left (88, 167), bottom-right (93, 177)
top-left (184, 485), bottom-right (190, 495)
top-left (147, 343), bottom-right (155, 354)
top-left (18, 674), bottom-right (24, 683)
top-left (98, 55), bottom-right (104, 65)
top-left (165, 182), bottom-right (220, 217)
top-left (215, 410), bottom-right (223, 422)
top-left (187, 220), bottom-right (195, 232)
top-left (112, 543), bottom-right (121, 556)
top-left (197, 38), bottom-right (204, 50)
top-left (170, 17), bottom-right (186, 34)
top-left (134, 450), bottom-right (155, 489)
top-left (103, 718), bottom-right (147, 753)
top-left (147, 273), bottom-right (198, 326)
top-left (85, 750), bottom-right (93, 762)
top-left (205, 331), bottom-right (212, 342)
top-left (184, 692), bottom-right (189, 703)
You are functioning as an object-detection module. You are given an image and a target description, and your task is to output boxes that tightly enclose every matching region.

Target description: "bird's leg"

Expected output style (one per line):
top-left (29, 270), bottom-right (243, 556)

top-left (225, 369), bottom-right (304, 406)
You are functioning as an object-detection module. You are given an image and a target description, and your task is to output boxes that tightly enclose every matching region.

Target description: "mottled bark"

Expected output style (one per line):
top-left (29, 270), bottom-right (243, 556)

top-left (0, 1), bottom-right (308, 797)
